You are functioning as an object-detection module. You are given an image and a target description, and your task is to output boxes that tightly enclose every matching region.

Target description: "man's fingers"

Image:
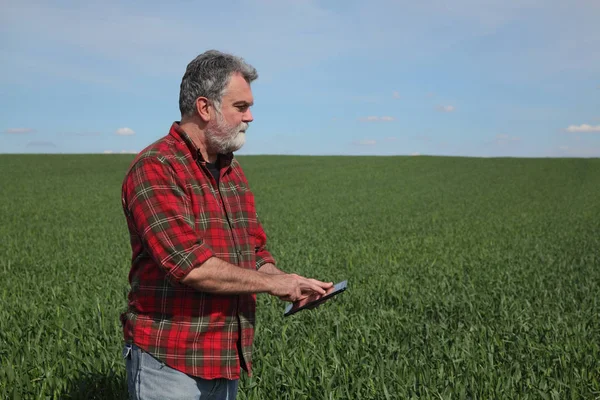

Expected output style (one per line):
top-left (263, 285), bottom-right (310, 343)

top-left (304, 280), bottom-right (326, 295)
top-left (306, 278), bottom-right (333, 288)
top-left (305, 278), bottom-right (334, 294)
top-left (279, 291), bottom-right (311, 303)
top-left (317, 279), bottom-right (334, 289)
top-left (273, 274), bottom-right (336, 302)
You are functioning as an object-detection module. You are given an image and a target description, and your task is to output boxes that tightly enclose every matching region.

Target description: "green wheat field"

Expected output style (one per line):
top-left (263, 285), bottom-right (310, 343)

top-left (1, 154), bottom-right (599, 399)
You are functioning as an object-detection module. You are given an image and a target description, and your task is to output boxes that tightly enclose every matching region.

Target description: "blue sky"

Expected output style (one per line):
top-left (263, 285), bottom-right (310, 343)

top-left (1, 0), bottom-right (599, 157)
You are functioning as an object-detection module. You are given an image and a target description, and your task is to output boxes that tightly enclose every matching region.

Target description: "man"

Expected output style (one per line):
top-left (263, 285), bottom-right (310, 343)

top-left (120, 50), bottom-right (333, 399)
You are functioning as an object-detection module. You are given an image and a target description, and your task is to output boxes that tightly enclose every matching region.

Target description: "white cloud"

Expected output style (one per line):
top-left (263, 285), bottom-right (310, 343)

top-left (103, 150), bottom-right (114, 154)
top-left (565, 124), bottom-right (600, 133)
top-left (116, 127), bottom-right (135, 136)
top-left (392, 91), bottom-right (401, 99)
top-left (358, 116), bottom-right (395, 122)
top-left (436, 105), bottom-right (456, 113)
top-left (4, 128), bottom-right (35, 134)
top-left (411, 152), bottom-right (421, 156)
top-left (353, 139), bottom-right (377, 146)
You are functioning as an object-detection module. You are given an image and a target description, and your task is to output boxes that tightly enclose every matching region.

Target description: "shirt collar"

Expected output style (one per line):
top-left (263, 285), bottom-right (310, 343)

top-left (168, 121), bottom-right (234, 169)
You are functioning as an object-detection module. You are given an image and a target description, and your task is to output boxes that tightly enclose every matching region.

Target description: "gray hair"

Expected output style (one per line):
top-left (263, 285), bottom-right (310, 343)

top-left (179, 50), bottom-right (258, 117)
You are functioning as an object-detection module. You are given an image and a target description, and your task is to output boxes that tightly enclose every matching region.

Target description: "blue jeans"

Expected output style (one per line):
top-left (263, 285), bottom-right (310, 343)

top-left (124, 344), bottom-right (238, 400)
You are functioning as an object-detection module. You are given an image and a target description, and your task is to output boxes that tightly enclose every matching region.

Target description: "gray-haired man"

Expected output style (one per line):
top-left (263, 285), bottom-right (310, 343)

top-left (120, 50), bottom-right (332, 399)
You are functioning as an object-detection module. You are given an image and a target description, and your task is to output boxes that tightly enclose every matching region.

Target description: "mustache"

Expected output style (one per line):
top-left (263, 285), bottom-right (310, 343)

top-left (238, 122), bottom-right (249, 132)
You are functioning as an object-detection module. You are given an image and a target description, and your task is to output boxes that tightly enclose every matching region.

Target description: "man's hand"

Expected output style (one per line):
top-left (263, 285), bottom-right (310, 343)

top-left (179, 257), bottom-right (333, 300)
top-left (267, 273), bottom-right (333, 302)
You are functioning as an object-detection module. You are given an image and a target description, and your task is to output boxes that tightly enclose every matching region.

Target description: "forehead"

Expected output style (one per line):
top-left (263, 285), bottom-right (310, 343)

top-left (223, 73), bottom-right (253, 103)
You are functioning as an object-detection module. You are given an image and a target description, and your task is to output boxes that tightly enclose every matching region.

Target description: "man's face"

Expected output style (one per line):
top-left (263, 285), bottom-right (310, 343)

top-left (205, 73), bottom-right (254, 154)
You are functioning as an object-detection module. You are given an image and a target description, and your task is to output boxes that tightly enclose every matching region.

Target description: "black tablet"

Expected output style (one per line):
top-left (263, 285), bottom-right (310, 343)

top-left (284, 280), bottom-right (348, 317)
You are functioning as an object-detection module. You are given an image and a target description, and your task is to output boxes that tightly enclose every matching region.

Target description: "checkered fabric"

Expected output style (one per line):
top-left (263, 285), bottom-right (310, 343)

top-left (120, 122), bottom-right (275, 379)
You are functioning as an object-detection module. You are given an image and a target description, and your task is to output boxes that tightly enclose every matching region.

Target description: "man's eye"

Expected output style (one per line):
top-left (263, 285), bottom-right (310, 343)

top-left (237, 106), bottom-right (249, 112)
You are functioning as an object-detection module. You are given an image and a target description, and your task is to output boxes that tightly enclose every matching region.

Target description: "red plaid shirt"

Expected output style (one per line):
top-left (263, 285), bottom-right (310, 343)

top-left (120, 122), bottom-right (275, 379)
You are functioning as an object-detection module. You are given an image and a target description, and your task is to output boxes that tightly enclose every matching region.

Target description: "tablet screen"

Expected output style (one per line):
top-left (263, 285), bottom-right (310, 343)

top-left (284, 280), bottom-right (348, 317)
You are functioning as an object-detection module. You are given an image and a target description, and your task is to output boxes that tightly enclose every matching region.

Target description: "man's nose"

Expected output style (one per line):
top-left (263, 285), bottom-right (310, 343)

top-left (243, 109), bottom-right (253, 123)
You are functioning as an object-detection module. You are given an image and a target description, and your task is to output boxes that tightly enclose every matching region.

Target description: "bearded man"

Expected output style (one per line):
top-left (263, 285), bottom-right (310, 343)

top-left (120, 50), bottom-right (332, 400)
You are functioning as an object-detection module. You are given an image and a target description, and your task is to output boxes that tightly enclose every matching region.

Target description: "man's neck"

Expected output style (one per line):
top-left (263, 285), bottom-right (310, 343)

top-left (179, 120), bottom-right (218, 163)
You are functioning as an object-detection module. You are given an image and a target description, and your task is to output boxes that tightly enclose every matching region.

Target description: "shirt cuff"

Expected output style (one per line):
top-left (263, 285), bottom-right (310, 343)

top-left (255, 252), bottom-right (276, 271)
top-left (165, 244), bottom-right (215, 285)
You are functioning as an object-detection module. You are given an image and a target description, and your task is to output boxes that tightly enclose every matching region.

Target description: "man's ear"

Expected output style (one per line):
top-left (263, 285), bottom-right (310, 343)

top-left (195, 97), bottom-right (211, 122)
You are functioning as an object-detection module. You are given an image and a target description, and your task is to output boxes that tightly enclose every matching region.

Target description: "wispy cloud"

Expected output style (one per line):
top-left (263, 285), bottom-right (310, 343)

top-left (4, 128), bottom-right (35, 134)
top-left (360, 116), bottom-right (379, 122)
top-left (3, 0), bottom-right (599, 87)
top-left (1, 0), bottom-right (359, 80)
top-left (26, 141), bottom-right (56, 148)
top-left (392, 91), bottom-right (401, 99)
top-left (495, 134), bottom-right (521, 145)
top-left (358, 116), bottom-right (395, 122)
top-left (115, 127), bottom-right (135, 136)
top-left (565, 124), bottom-right (600, 133)
top-left (557, 145), bottom-right (600, 157)
top-left (353, 139), bottom-right (377, 146)
top-left (436, 105), bottom-right (456, 113)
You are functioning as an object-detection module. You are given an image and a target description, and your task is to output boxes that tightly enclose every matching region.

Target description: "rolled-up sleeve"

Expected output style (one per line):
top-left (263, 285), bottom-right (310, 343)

top-left (123, 158), bottom-right (215, 284)
top-left (252, 216), bottom-right (276, 270)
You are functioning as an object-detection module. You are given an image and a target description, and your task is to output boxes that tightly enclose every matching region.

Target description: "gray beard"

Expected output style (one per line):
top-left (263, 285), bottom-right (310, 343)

top-left (205, 114), bottom-right (247, 154)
